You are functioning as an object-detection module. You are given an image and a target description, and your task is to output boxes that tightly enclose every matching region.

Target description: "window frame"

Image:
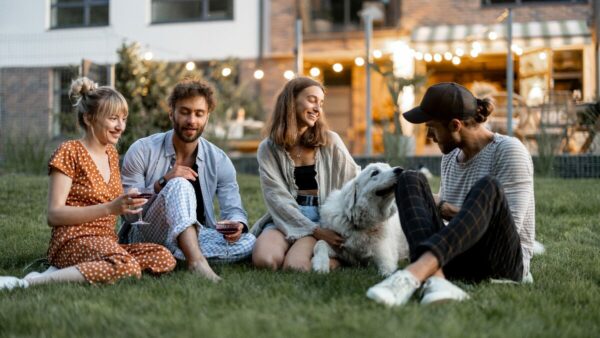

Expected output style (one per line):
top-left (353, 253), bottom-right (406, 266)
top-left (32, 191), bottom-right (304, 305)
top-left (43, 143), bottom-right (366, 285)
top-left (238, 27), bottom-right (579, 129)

top-left (50, 0), bottom-right (110, 29)
top-left (481, 0), bottom-right (588, 6)
top-left (150, 0), bottom-right (234, 25)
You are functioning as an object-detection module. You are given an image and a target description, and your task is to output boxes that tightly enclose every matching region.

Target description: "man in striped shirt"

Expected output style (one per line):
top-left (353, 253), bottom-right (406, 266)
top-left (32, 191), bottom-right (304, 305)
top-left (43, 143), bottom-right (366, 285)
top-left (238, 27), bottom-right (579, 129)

top-left (367, 82), bottom-right (535, 307)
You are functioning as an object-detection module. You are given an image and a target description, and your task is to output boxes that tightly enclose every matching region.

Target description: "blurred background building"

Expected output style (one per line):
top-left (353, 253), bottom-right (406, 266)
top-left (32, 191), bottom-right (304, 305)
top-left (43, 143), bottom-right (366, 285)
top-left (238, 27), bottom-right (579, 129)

top-left (1, 0), bottom-right (598, 159)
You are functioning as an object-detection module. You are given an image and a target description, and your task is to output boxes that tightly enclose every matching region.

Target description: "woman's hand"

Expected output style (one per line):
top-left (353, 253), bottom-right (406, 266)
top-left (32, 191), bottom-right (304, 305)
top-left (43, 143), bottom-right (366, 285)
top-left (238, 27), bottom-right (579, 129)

top-left (313, 228), bottom-right (345, 248)
top-left (109, 190), bottom-right (148, 216)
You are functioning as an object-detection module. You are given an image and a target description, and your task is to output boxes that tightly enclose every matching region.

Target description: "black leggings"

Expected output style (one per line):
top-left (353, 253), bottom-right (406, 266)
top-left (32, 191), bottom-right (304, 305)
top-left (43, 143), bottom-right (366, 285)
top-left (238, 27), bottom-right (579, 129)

top-left (395, 171), bottom-right (523, 282)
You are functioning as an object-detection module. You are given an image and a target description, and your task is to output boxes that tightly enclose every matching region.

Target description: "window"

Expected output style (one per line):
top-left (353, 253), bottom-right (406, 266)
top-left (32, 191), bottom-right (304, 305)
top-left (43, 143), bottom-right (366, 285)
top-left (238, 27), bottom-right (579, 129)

top-left (52, 67), bottom-right (79, 136)
top-left (50, 0), bottom-right (109, 29)
top-left (151, 0), bottom-right (234, 24)
top-left (305, 0), bottom-right (399, 34)
top-left (482, 0), bottom-right (587, 5)
top-left (52, 65), bottom-right (108, 136)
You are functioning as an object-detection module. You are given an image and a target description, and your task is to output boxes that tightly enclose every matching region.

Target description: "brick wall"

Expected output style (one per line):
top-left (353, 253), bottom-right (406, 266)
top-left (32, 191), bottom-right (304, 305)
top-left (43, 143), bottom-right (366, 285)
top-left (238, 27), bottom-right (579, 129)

top-left (269, 0), bottom-right (296, 57)
top-left (0, 67), bottom-right (52, 140)
top-left (401, 0), bottom-right (591, 30)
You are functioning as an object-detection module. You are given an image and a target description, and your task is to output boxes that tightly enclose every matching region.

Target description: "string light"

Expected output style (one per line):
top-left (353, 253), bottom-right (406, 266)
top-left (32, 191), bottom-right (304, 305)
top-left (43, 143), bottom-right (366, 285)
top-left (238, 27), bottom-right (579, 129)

top-left (309, 67), bottom-right (321, 77)
top-left (488, 31), bottom-right (498, 40)
top-left (455, 48), bottom-right (464, 57)
top-left (143, 51), bottom-right (153, 61)
top-left (444, 52), bottom-right (453, 61)
top-left (424, 53), bottom-right (433, 62)
top-left (283, 70), bottom-right (295, 80)
top-left (414, 51), bottom-right (423, 61)
top-left (433, 53), bottom-right (442, 62)
top-left (470, 49), bottom-right (479, 58)
top-left (253, 69), bottom-right (264, 80)
top-left (332, 63), bottom-right (343, 72)
top-left (538, 52), bottom-right (547, 60)
top-left (354, 57), bottom-right (365, 66)
top-left (221, 67), bottom-right (232, 77)
top-left (185, 61), bottom-right (195, 71)
top-left (373, 49), bottom-right (382, 59)
top-left (452, 56), bottom-right (461, 65)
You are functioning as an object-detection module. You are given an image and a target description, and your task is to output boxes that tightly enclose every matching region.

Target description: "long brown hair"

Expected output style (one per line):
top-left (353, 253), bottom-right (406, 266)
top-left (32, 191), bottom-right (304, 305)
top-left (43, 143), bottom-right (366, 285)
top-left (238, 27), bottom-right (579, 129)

top-left (265, 77), bottom-right (329, 148)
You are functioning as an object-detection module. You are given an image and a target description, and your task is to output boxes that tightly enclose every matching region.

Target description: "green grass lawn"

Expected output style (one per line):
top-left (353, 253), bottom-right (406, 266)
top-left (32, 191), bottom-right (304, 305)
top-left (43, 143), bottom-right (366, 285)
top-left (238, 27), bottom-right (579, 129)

top-left (0, 174), bottom-right (599, 338)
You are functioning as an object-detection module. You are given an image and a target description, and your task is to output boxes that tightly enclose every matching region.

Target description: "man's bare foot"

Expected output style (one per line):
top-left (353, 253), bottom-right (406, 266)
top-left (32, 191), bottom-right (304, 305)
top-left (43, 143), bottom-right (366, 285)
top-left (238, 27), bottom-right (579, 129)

top-left (188, 260), bottom-right (221, 283)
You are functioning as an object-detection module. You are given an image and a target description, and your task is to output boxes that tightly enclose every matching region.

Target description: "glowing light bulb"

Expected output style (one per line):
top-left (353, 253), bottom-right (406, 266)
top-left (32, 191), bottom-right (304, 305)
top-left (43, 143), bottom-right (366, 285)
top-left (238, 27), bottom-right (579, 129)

top-left (221, 67), bottom-right (232, 77)
top-left (452, 56), bottom-right (461, 65)
top-left (253, 69), bottom-right (264, 80)
top-left (143, 52), bottom-right (153, 61)
top-left (283, 70), bottom-right (295, 80)
top-left (455, 48), bottom-right (464, 57)
top-left (354, 57), bottom-right (365, 66)
top-left (373, 50), bottom-right (382, 59)
top-left (444, 52), bottom-right (453, 61)
top-left (309, 67), bottom-right (321, 77)
top-left (185, 62), bottom-right (195, 71)
top-left (332, 63), bottom-right (343, 72)
top-left (433, 53), bottom-right (442, 62)
top-left (414, 51), bottom-right (423, 60)
top-left (424, 53), bottom-right (433, 62)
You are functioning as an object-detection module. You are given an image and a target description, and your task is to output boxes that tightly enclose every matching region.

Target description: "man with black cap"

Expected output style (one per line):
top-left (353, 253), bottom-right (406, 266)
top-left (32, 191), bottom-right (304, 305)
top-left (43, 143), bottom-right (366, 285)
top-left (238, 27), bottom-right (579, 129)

top-left (366, 82), bottom-right (535, 307)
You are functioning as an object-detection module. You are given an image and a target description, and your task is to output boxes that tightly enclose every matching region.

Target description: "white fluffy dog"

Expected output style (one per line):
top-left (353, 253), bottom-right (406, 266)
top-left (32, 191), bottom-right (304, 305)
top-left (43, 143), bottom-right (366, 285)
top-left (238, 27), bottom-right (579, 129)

top-left (311, 163), bottom-right (409, 276)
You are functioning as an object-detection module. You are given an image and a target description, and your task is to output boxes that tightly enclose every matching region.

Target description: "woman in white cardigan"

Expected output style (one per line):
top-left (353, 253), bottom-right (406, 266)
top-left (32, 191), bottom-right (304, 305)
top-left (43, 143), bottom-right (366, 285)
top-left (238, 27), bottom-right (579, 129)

top-left (251, 77), bottom-right (360, 271)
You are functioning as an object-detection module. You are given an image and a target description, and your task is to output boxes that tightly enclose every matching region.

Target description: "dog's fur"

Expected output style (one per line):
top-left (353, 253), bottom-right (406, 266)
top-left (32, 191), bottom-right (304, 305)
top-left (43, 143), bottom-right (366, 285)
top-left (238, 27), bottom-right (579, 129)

top-left (311, 163), bottom-right (409, 276)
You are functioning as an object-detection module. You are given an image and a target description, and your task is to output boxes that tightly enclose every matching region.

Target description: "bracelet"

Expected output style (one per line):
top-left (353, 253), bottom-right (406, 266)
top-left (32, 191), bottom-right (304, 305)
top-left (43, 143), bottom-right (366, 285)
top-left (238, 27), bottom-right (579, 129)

top-left (437, 199), bottom-right (446, 210)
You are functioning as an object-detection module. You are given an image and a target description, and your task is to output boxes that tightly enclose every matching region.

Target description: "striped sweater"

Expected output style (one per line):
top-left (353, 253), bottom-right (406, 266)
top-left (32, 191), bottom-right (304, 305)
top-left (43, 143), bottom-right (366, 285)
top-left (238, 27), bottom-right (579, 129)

top-left (439, 133), bottom-right (535, 277)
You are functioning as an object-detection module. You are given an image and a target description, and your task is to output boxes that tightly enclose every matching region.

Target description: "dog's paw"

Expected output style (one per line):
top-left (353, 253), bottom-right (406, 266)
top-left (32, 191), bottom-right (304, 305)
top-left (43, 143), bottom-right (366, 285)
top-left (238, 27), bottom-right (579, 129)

top-left (311, 255), bottom-right (330, 274)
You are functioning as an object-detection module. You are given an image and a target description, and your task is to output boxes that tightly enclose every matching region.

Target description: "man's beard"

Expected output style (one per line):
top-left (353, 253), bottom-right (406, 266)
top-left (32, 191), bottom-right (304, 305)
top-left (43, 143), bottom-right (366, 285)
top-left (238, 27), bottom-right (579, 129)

top-left (174, 123), bottom-right (204, 143)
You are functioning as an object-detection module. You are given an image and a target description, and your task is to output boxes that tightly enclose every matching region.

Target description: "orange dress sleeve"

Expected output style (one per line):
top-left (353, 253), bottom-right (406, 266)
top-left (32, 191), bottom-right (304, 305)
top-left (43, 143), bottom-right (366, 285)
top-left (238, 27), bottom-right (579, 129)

top-left (48, 141), bottom-right (78, 178)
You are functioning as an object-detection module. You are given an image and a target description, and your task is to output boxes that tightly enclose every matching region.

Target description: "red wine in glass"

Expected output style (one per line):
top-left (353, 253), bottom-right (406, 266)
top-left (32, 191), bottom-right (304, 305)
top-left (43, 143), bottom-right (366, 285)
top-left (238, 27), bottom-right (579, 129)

top-left (216, 223), bottom-right (239, 235)
top-left (132, 193), bottom-right (154, 199)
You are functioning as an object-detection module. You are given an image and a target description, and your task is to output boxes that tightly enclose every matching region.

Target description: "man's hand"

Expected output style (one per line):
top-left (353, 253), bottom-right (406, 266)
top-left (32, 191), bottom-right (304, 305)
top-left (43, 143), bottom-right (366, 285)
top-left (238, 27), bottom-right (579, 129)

top-left (217, 220), bottom-right (244, 243)
top-left (439, 201), bottom-right (459, 221)
top-left (313, 228), bottom-right (345, 248)
top-left (165, 164), bottom-right (198, 181)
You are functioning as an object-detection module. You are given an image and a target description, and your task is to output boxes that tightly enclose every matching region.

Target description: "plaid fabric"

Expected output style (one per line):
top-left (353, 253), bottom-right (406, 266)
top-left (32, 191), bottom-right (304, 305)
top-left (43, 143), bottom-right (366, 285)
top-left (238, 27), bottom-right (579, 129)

top-left (126, 177), bottom-right (255, 263)
top-left (396, 170), bottom-right (523, 282)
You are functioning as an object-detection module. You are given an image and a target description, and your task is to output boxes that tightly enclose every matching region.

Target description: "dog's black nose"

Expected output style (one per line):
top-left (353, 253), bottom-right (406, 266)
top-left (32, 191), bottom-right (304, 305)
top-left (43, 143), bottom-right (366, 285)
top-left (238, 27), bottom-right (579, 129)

top-left (393, 167), bottom-right (404, 176)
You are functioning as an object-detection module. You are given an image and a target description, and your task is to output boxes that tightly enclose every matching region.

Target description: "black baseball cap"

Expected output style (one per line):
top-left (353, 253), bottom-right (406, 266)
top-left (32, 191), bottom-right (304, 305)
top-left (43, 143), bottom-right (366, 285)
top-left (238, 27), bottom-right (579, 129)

top-left (403, 82), bottom-right (477, 124)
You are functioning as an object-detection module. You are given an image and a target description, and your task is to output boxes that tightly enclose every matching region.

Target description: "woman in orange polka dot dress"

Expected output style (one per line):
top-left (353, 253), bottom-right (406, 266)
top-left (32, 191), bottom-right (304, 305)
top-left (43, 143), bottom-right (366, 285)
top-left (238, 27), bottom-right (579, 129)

top-left (0, 77), bottom-right (176, 291)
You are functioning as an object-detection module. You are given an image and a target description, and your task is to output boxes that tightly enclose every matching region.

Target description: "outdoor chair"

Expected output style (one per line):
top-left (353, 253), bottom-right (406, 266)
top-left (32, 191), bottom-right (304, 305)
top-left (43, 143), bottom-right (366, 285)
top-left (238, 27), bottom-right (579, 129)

top-left (524, 91), bottom-right (577, 154)
top-left (487, 92), bottom-right (536, 141)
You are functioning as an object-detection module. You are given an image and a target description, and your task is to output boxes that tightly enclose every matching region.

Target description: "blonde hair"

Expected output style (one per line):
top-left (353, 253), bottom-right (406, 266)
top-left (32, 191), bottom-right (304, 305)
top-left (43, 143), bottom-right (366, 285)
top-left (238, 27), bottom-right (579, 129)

top-left (69, 77), bottom-right (128, 129)
top-left (265, 77), bottom-right (329, 148)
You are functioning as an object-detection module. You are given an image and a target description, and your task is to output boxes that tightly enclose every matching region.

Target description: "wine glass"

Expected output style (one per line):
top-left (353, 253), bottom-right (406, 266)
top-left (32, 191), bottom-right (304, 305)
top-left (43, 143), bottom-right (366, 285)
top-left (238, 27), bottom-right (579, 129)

top-left (216, 220), bottom-right (239, 257)
top-left (130, 187), bottom-right (154, 238)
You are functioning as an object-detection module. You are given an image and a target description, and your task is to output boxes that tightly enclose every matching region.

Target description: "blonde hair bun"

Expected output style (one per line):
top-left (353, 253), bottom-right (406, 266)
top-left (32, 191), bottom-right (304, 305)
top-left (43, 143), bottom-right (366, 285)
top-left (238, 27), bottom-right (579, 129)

top-left (69, 77), bottom-right (98, 102)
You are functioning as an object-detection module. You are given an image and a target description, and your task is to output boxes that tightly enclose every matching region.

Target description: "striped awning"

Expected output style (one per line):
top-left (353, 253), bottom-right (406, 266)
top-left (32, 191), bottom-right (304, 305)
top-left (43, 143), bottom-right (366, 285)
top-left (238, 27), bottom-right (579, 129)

top-left (411, 20), bottom-right (591, 53)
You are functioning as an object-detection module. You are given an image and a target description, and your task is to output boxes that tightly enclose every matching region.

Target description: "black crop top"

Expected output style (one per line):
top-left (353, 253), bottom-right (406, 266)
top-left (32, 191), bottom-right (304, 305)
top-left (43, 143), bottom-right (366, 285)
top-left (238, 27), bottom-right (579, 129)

top-left (294, 165), bottom-right (318, 190)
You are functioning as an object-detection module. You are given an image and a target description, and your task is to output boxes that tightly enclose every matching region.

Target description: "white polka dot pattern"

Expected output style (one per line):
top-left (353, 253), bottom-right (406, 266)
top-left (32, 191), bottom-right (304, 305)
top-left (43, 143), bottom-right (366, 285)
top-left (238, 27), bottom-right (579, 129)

top-left (46, 141), bottom-right (176, 284)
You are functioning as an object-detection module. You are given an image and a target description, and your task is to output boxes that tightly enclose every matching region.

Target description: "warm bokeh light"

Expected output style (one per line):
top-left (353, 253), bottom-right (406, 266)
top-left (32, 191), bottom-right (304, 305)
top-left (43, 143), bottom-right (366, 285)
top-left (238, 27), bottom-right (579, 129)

top-left (143, 51), bottom-right (153, 61)
top-left (452, 56), bottom-right (461, 65)
top-left (221, 67), bottom-right (232, 77)
top-left (455, 48), bottom-right (464, 57)
top-left (373, 49), bottom-right (382, 59)
top-left (414, 51), bottom-right (423, 60)
top-left (354, 57), bottom-right (365, 66)
top-left (309, 67), bottom-right (321, 77)
top-left (283, 70), bottom-right (295, 80)
top-left (185, 61), bottom-right (195, 71)
top-left (332, 63), bottom-right (343, 72)
top-left (253, 69), bottom-right (264, 80)
top-left (488, 31), bottom-right (498, 40)
top-left (433, 53), bottom-right (442, 62)
top-left (424, 53), bottom-right (433, 62)
top-left (444, 52), bottom-right (453, 61)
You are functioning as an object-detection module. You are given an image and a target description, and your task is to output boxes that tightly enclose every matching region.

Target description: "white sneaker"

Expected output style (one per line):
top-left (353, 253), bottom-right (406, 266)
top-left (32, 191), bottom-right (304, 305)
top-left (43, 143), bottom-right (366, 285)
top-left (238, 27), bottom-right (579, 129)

top-left (0, 276), bottom-right (29, 291)
top-left (366, 270), bottom-right (421, 307)
top-left (420, 276), bottom-right (470, 305)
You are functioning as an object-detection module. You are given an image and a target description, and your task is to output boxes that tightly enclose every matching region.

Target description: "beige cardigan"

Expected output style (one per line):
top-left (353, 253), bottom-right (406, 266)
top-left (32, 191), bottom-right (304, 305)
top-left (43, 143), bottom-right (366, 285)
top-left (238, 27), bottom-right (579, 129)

top-left (251, 131), bottom-right (360, 240)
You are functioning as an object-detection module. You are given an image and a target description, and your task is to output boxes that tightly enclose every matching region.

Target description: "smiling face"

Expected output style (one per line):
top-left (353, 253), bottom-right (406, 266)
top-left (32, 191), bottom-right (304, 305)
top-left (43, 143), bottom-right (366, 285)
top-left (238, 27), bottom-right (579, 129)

top-left (170, 95), bottom-right (210, 143)
top-left (87, 110), bottom-right (127, 146)
top-left (295, 85), bottom-right (324, 132)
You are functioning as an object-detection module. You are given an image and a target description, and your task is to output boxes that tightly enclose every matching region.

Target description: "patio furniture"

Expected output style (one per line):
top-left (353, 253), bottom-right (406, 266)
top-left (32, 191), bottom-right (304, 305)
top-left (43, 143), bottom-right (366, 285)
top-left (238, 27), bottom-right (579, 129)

top-left (487, 92), bottom-right (536, 140)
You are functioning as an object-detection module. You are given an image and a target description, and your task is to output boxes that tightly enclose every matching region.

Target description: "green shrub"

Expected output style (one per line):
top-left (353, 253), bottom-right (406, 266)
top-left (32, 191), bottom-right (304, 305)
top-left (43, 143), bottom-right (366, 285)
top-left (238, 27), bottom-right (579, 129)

top-left (0, 135), bottom-right (52, 175)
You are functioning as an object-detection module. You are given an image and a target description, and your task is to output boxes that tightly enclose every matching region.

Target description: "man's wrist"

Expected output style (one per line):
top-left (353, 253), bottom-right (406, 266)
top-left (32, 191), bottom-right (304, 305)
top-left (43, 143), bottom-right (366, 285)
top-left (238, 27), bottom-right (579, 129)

top-left (437, 199), bottom-right (446, 211)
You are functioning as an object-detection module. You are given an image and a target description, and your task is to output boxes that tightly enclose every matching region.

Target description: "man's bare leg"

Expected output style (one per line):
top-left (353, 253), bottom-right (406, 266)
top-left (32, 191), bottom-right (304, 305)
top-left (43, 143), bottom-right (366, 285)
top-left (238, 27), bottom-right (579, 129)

top-left (178, 226), bottom-right (221, 282)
